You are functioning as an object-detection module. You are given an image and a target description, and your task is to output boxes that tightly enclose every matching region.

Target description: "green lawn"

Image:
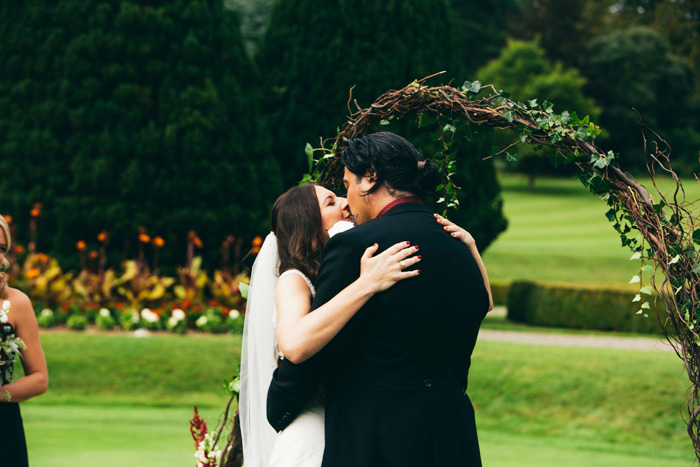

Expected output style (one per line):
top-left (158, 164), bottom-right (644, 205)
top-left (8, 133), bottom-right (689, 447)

top-left (19, 332), bottom-right (693, 466)
top-left (483, 173), bottom-right (700, 285)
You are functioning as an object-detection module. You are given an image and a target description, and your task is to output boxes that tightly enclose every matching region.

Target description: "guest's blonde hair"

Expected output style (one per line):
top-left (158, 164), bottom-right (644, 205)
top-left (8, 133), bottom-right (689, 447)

top-left (0, 215), bottom-right (11, 299)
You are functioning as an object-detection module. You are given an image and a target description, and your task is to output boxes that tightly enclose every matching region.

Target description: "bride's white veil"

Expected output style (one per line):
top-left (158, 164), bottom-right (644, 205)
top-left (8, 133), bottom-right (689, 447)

top-left (239, 232), bottom-right (279, 466)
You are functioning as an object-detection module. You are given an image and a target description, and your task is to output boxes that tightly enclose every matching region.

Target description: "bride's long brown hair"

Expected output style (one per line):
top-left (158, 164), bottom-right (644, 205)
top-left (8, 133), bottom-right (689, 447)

top-left (0, 216), bottom-right (11, 300)
top-left (271, 184), bottom-right (325, 283)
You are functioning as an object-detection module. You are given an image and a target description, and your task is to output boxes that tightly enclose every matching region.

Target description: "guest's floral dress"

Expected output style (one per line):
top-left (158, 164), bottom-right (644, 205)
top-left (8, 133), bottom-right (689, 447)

top-left (0, 302), bottom-right (29, 467)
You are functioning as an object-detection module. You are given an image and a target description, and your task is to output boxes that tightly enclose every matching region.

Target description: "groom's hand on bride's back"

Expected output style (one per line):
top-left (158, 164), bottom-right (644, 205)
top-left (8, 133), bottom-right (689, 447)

top-left (358, 241), bottom-right (421, 293)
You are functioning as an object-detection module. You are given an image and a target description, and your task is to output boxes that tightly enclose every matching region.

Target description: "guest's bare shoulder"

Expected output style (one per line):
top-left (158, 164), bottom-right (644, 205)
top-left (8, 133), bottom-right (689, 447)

top-left (5, 287), bottom-right (33, 314)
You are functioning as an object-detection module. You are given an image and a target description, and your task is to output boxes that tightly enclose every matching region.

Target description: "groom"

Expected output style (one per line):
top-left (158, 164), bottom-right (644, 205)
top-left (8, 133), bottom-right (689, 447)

top-left (267, 132), bottom-right (489, 466)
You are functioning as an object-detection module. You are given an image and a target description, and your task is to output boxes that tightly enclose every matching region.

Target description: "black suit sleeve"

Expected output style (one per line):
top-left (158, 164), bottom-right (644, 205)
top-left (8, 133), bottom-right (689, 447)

top-left (266, 234), bottom-right (361, 432)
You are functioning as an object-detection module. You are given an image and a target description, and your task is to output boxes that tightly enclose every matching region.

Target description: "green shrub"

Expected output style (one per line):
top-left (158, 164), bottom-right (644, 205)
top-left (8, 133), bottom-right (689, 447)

top-left (95, 309), bottom-right (116, 331)
top-left (226, 310), bottom-right (244, 334)
top-left (36, 309), bottom-right (56, 329)
top-left (507, 280), bottom-right (664, 334)
top-left (66, 314), bottom-right (88, 331)
top-left (119, 309), bottom-right (141, 331)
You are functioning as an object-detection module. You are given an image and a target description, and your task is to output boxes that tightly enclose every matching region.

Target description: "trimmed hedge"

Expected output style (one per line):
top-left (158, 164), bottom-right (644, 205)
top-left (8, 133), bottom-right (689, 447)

top-left (507, 280), bottom-right (665, 335)
top-left (490, 279), bottom-right (511, 306)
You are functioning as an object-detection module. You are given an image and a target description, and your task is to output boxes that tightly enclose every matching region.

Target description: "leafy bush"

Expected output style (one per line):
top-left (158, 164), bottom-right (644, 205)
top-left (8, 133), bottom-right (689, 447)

top-left (66, 315), bottom-right (88, 331)
top-left (507, 280), bottom-right (663, 334)
top-left (95, 309), bottom-right (116, 331)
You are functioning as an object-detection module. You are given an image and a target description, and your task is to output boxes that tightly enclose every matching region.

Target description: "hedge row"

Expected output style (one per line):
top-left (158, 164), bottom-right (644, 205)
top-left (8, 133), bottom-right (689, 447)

top-left (503, 280), bottom-right (665, 335)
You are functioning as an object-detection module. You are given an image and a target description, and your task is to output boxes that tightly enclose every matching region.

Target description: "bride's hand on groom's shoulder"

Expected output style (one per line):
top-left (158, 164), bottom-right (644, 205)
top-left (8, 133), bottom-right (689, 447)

top-left (434, 213), bottom-right (476, 250)
top-left (359, 242), bottom-right (421, 294)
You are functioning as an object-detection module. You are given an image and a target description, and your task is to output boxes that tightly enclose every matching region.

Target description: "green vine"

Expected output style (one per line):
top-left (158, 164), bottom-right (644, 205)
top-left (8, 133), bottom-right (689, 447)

top-left (303, 75), bottom-right (700, 461)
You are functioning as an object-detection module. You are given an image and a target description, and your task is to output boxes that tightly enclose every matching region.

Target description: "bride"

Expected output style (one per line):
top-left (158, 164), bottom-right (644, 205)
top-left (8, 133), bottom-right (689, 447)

top-left (239, 183), bottom-right (491, 466)
top-left (239, 183), bottom-right (421, 466)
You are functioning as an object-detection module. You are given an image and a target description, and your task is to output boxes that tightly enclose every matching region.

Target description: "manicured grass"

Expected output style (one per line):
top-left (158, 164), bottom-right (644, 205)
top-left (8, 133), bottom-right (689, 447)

top-left (18, 332), bottom-right (693, 466)
top-left (483, 173), bottom-right (700, 285)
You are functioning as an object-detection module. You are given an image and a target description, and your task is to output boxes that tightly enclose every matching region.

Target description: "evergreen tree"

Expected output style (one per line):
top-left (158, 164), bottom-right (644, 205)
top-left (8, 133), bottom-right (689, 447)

top-left (477, 39), bottom-right (600, 189)
top-left (583, 27), bottom-right (699, 172)
top-left (257, 0), bottom-right (507, 250)
top-left (0, 0), bottom-right (281, 269)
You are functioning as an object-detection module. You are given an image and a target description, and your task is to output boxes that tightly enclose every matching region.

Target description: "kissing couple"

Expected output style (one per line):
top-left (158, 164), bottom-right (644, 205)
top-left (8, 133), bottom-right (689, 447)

top-left (239, 132), bottom-right (493, 466)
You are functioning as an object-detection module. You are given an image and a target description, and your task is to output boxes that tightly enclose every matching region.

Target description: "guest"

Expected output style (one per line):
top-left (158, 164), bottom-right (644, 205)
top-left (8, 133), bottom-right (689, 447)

top-left (0, 215), bottom-right (48, 467)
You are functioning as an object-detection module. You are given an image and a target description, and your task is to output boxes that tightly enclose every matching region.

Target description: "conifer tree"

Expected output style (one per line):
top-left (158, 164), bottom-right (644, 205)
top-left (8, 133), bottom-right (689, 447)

top-left (0, 0), bottom-right (280, 269)
top-left (257, 0), bottom-right (507, 250)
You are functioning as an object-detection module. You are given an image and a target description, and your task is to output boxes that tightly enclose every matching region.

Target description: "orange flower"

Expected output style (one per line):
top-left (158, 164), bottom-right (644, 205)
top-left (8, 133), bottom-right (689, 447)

top-left (182, 299), bottom-right (192, 310)
top-left (252, 236), bottom-right (263, 247)
top-left (76, 240), bottom-right (87, 251)
top-left (208, 299), bottom-right (219, 307)
top-left (193, 237), bottom-right (203, 248)
top-left (114, 302), bottom-right (123, 310)
top-left (222, 307), bottom-right (230, 315)
top-left (188, 231), bottom-right (197, 240)
top-left (152, 236), bottom-right (165, 248)
top-left (139, 233), bottom-right (151, 244)
top-left (14, 245), bottom-right (25, 255)
top-left (251, 246), bottom-right (261, 254)
top-left (97, 231), bottom-right (108, 243)
top-left (37, 253), bottom-right (49, 263)
top-left (30, 203), bottom-right (42, 218)
top-left (25, 268), bottom-right (40, 279)
top-left (2, 215), bottom-right (12, 224)
top-left (89, 250), bottom-right (98, 260)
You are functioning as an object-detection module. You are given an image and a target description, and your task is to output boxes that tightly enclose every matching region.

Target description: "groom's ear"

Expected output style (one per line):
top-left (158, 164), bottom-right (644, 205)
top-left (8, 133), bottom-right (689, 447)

top-left (363, 169), bottom-right (377, 190)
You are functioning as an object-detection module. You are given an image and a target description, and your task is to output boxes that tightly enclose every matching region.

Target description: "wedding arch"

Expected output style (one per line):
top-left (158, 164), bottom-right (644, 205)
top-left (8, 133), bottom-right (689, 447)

top-left (305, 75), bottom-right (700, 460)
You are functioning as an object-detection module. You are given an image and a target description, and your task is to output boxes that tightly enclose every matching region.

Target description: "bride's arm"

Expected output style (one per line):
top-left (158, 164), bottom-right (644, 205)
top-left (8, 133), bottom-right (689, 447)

top-left (435, 213), bottom-right (494, 312)
top-left (275, 241), bottom-right (420, 364)
top-left (0, 289), bottom-right (48, 402)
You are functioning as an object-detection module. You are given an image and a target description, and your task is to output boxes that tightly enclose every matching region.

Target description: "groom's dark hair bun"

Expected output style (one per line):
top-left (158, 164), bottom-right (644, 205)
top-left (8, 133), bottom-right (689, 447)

top-left (341, 132), bottom-right (440, 198)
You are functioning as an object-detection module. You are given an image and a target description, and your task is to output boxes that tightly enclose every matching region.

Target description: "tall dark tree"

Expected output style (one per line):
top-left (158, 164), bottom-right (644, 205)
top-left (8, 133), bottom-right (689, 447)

top-left (583, 27), bottom-right (699, 172)
top-left (257, 0), bottom-right (507, 250)
top-left (477, 39), bottom-right (600, 189)
top-left (0, 0), bottom-right (281, 270)
top-left (450, 0), bottom-right (520, 75)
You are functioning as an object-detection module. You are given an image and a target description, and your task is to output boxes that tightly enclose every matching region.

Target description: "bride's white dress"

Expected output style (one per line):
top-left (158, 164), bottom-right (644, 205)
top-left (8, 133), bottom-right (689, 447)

top-left (268, 269), bottom-right (325, 467)
top-left (239, 233), bottom-right (325, 467)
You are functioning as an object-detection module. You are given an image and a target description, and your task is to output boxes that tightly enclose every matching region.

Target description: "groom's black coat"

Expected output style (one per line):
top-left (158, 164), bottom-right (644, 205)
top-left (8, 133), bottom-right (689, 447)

top-left (267, 202), bottom-right (488, 466)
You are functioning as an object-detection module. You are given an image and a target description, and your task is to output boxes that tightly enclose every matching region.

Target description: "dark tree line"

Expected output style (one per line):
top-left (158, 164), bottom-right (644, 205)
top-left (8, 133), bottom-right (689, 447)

top-left (1, 0), bottom-right (699, 269)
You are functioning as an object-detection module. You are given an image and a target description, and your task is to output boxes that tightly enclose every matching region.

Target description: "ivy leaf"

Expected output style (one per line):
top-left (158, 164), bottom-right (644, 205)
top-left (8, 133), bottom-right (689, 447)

top-left (559, 111), bottom-right (572, 126)
top-left (632, 294), bottom-right (641, 303)
top-left (640, 285), bottom-right (653, 295)
top-left (605, 208), bottom-right (616, 222)
top-left (505, 152), bottom-right (518, 163)
top-left (669, 255), bottom-right (681, 265)
top-left (461, 80), bottom-right (481, 94)
top-left (641, 265), bottom-right (653, 274)
top-left (514, 126), bottom-right (532, 143)
top-left (305, 143), bottom-right (314, 172)
top-left (629, 275), bottom-right (640, 284)
top-left (630, 252), bottom-right (641, 260)
top-left (528, 98), bottom-right (538, 108)
top-left (379, 119), bottom-right (391, 126)
top-left (641, 302), bottom-right (651, 310)
top-left (692, 228), bottom-right (700, 244)
top-left (502, 109), bottom-right (514, 123)
top-left (239, 282), bottom-right (249, 300)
